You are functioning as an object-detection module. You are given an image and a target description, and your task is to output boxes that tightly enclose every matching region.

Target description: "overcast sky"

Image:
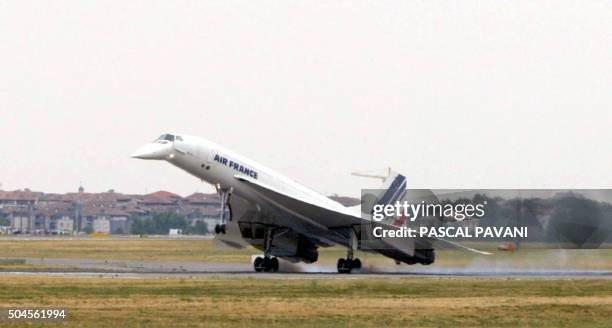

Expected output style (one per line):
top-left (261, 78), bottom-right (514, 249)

top-left (1, 1), bottom-right (610, 197)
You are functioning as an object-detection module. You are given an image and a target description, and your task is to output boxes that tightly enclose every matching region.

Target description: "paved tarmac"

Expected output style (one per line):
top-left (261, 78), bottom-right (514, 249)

top-left (0, 257), bottom-right (610, 279)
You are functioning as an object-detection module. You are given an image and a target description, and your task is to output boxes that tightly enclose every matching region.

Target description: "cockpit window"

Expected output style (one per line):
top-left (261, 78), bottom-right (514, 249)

top-left (154, 134), bottom-right (175, 143)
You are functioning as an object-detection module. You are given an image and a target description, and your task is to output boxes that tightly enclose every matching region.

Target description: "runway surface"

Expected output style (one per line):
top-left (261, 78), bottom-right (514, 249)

top-left (1, 257), bottom-right (612, 279)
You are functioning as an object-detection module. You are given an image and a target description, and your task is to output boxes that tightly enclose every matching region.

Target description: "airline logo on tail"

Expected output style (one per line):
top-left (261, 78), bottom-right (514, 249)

top-left (377, 174), bottom-right (407, 207)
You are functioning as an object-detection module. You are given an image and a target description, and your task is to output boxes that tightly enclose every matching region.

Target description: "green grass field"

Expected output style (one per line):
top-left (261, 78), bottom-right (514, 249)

top-left (0, 276), bottom-right (611, 327)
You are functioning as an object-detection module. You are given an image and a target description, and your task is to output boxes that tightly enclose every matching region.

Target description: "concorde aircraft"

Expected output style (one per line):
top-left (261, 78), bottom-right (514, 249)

top-left (132, 133), bottom-right (487, 273)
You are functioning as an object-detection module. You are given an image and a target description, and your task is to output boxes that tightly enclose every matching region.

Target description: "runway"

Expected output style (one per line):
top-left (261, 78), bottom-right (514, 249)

top-left (1, 257), bottom-right (612, 279)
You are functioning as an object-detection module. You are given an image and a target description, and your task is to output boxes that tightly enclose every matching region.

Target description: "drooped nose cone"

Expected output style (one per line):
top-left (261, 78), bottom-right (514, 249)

top-left (131, 142), bottom-right (173, 160)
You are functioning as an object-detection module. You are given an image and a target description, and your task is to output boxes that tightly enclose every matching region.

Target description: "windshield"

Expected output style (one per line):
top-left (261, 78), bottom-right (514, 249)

top-left (154, 134), bottom-right (175, 143)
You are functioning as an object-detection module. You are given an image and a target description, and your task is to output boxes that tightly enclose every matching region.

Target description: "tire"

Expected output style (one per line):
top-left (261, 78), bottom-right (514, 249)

top-left (271, 257), bottom-right (279, 272)
top-left (352, 258), bottom-right (362, 270)
top-left (405, 257), bottom-right (417, 265)
top-left (254, 257), bottom-right (263, 272)
top-left (337, 258), bottom-right (346, 273)
top-left (263, 257), bottom-right (272, 272)
top-left (337, 258), bottom-right (351, 274)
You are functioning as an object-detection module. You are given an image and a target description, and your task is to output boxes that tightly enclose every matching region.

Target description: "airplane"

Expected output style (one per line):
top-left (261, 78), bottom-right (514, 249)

top-left (132, 133), bottom-right (488, 273)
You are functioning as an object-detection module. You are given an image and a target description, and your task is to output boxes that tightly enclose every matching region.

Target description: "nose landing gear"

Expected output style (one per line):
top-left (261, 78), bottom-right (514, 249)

top-left (214, 224), bottom-right (226, 234)
top-left (214, 185), bottom-right (232, 234)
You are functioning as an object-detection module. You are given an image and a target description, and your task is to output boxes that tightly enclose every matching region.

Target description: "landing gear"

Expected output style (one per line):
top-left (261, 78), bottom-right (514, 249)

top-left (253, 227), bottom-right (282, 273)
top-left (214, 224), bottom-right (226, 234)
top-left (403, 249), bottom-right (435, 265)
top-left (337, 257), bottom-right (362, 274)
top-left (254, 256), bottom-right (279, 272)
top-left (214, 185), bottom-right (232, 235)
top-left (337, 227), bottom-right (361, 273)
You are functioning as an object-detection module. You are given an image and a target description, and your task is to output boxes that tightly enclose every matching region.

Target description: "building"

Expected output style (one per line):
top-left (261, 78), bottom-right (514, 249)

top-left (10, 212), bottom-right (32, 232)
top-left (0, 188), bottom-right (353, 236)
top-left (92, 217), bottom-right (110, 234)
top-left (55, 216), bottom-right (74, 234)
top-left (0, 190), bottom-right (42, 208)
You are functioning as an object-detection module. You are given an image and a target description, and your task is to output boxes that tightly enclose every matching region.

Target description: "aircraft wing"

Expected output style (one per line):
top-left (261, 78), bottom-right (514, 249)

top-left (433, 237), bottom-right (493, 255)
top-left (233, 175), bottom-right (362, 230)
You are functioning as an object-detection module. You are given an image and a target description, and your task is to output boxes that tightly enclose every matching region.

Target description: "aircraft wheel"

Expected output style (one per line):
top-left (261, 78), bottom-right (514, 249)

top-left (263, 257), bottom-right (273, 272)
top-left (214, 224), bottom-right (227, 234)
top-left (270, 257), bottom-right (279, 272)
top-left (337, 258), bottom-right (352, 274)
top-left (254, 257), bottom-right (264, 272)
top-left (337, 258), bottom-right (345, 273)
top-left (352, 258), bottom-right (362, 270)
top-left (405, 257), bottom-right (418, 265)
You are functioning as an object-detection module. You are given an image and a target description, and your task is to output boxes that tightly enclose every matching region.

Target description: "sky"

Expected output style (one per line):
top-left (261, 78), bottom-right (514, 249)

top-left (0, 1), bottom-right (610, 197)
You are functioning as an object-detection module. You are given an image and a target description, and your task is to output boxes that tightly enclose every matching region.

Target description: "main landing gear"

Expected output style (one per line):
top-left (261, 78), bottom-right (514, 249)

top-left (337, 228), bottom-right (361, 273)
top-left (337, 257), bottom-right (362, 274)
top-left (254, 256), bottom-right (279, 272)
top-left (253, 227), bottom-right (281, 273)
top-left (214, 185), bottom-right (232, 234)
top-left (403, 249), bottom-right (435, 265)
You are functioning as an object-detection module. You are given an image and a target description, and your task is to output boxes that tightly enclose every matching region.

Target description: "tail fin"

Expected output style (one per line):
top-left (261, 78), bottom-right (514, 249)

top-left (352, 168), bottom-right (407, 206)
top-left (376, 173), bottom-right (407, 207)
top-left (356, 170), bottom-right (407, 222)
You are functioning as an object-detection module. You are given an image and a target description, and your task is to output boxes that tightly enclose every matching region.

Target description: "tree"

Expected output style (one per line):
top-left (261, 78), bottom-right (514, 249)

top-left (130, 217), bottom-right (154, 235)
top-left (186, 221), bottom-right (209, 235)
top-left (546, 194), bottom-right (607, 247)
top-left (130, 213), bottom-right (188, 235)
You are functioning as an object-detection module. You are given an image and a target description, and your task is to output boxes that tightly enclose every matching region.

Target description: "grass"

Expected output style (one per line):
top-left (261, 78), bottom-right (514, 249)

top-left (0, 276), bottom-right (611, 327)
top-left (0, 238), bottom-right (611, 270)
top-left (0, 239), bottom-right (249, 263)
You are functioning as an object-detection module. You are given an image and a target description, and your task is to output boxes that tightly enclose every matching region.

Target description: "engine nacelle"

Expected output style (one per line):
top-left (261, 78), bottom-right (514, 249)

top-left (268, 231), bottom-right (319, 263)
top-left (238, 222), bottom-right (319, 263)
top-left (294, 236), bottom-right (318, 263)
